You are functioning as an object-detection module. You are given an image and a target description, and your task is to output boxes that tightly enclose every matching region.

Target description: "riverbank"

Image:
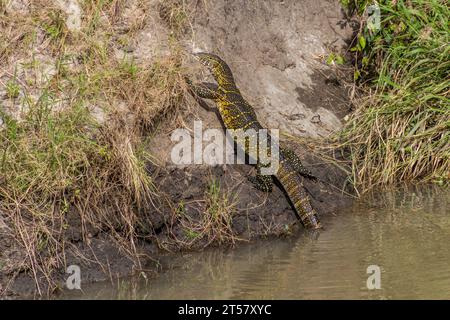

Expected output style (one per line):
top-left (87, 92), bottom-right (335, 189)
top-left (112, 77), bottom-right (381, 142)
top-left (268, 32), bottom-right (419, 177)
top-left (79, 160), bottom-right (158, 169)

top-left (1, 0), bottom-right (447, 298)
top-left (0, 0), bottom-right (354, 297)
top-left (58, 185), bottom-right (450, 300)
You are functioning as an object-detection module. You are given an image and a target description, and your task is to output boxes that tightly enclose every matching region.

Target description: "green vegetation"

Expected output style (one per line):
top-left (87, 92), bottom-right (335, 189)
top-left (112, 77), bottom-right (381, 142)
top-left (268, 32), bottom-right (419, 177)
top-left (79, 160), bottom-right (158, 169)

top-left (203, 178), bottom-right (237, 244)
top-left (338, 0), bottom-right (449, 192)
top-left (5, 78), bottom-right (20, 99)
top-left (1, 0), bottom-right (447, 296)
top-left (177, 178), bottom-right (238, 248)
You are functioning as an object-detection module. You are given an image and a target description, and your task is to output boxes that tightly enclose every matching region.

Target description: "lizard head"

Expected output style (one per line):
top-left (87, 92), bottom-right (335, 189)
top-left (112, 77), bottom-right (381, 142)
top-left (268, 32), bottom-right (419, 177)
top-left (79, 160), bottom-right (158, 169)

top-left (193, 52), bottom-right (235, 88)
top-left (193, 52), bottom-right (223, 71)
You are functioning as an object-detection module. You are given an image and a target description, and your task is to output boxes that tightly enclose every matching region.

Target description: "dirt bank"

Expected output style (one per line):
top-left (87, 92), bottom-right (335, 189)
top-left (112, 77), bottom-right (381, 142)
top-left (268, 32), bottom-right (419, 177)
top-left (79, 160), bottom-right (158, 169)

top-left (0, 0), bottom-right (354, 297)
top-left (187, 0), bottom-right (353, 137)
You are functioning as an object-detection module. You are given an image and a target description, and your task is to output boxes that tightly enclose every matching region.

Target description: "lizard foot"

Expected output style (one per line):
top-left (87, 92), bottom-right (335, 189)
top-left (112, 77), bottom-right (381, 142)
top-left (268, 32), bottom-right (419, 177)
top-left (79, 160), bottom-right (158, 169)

top-left (248, 174), bottom-right (273, 192)
top-left (283, 148), bottom-right (317, 181)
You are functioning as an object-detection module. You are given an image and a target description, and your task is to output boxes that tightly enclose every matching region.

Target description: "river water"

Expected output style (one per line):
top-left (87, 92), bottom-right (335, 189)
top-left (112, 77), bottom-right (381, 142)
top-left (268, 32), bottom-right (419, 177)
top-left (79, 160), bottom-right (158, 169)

top-left (64, 185), bottom-right (450, 299)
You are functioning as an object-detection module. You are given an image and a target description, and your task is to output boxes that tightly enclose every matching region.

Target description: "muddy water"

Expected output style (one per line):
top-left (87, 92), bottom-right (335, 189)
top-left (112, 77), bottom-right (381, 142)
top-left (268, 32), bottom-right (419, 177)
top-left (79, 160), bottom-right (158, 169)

top-left (64, 186), bottom-right (450, 299)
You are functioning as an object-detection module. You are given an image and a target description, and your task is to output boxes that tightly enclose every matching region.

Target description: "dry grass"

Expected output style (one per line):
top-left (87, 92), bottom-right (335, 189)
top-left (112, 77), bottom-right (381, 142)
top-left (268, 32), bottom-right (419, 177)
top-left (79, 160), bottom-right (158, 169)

top-left (158, 0), bottom-right (189, 36)
top-left (0, 0), bottom-right (195, 295)
top-left (169, 177), bottom-right (239, 249)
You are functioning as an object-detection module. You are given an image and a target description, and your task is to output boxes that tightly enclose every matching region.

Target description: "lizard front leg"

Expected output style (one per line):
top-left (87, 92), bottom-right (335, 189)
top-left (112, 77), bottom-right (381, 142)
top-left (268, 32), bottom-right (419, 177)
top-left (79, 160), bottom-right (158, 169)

top-left (187, 80), bottom-right (221, 100)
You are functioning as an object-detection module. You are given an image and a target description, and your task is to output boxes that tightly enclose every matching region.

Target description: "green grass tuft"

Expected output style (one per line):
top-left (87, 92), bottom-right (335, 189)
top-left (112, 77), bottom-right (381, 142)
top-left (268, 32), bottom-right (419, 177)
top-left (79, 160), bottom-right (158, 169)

top-left (337, 0), bottom-right (449, 192)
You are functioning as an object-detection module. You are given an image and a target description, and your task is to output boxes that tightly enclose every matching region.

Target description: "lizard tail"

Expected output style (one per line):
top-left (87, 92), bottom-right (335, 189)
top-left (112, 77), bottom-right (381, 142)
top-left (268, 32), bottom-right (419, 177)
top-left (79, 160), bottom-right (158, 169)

top-left (277, 164), bottom-right (322, 230)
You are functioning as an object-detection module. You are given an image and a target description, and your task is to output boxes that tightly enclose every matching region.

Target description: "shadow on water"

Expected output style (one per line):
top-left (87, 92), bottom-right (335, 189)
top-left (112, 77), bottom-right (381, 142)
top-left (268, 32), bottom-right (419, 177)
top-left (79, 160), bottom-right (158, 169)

top-left (62, 184), bottom-right (450, 299)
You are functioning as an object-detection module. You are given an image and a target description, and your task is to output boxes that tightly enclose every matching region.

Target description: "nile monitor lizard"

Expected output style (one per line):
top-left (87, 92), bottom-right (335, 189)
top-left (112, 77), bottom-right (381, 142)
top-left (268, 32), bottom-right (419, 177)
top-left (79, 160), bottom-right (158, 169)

top-left (188, 52), bottom-right (321, 230)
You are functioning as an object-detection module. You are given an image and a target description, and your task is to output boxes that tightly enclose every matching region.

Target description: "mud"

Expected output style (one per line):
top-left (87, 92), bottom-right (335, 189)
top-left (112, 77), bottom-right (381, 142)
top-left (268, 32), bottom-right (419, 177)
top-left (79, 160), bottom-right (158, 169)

top-left (0, 0), bottom-right (355, 298)
top-left (153, 154), bottom-right (352, 244)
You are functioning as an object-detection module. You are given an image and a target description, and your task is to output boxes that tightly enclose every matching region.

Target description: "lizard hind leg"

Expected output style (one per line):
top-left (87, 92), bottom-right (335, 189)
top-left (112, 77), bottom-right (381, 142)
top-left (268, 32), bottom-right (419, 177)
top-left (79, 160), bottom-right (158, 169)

top-left (282, 148), bottom-right (317, 181)
top-left (248, 174), bottom-right (273, 192)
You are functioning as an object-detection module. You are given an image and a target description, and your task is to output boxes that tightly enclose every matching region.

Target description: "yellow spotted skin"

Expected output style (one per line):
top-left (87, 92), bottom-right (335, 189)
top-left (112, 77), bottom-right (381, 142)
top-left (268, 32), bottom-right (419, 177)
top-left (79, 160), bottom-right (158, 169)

top-left (190, 52), bottom-right (321, 229)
